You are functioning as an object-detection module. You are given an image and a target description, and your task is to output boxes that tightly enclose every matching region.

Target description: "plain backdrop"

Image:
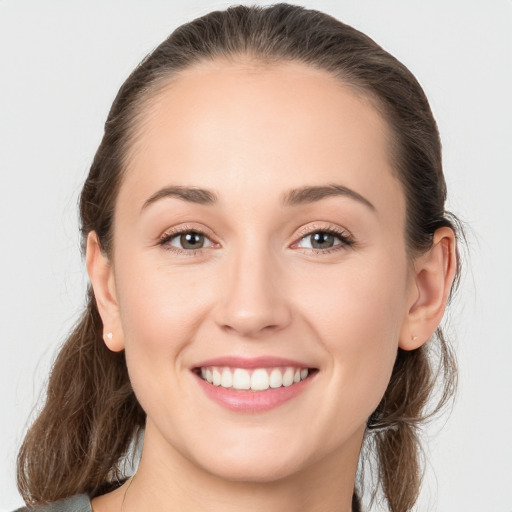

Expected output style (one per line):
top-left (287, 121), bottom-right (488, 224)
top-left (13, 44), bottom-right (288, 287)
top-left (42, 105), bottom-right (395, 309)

top-left (1, 1), bottom-right (511, 511)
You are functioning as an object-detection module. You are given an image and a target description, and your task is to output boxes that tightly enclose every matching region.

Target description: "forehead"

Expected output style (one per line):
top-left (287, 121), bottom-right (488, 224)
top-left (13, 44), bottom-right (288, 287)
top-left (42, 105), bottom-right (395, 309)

top-left (119, 59), bottom-right (404, 220)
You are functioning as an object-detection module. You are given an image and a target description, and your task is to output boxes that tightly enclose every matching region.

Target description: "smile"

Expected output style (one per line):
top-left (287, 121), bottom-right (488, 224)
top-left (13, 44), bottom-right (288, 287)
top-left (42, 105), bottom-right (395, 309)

top-left (192, 358), bottom-right (317, 412)
top-left (198, 366), bottom-right (310, 391)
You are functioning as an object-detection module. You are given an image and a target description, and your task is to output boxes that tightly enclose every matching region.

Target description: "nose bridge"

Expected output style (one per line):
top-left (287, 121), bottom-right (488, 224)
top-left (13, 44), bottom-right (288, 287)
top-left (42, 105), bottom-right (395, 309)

top-left (214, 233), bottom-right (291, 337)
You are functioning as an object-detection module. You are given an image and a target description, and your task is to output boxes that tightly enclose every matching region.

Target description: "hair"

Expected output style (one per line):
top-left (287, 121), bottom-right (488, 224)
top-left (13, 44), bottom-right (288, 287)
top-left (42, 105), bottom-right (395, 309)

top-left (17, 4), bottom-right (461, 512)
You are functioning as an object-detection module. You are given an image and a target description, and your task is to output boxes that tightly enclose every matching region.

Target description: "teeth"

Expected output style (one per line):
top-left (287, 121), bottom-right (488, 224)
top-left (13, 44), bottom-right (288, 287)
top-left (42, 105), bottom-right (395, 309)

top-left (221, 368), bottom-right (233, 388)
top-left (233, 369), bottom-right (251, 390)
top-left (251, 369), bottom-right (269, 391)
top-left (269, 368), bottom-right (283, 388)
top-left (199, 366), bottom-right (310, 391)
top-left (212, 368), bottom-right (222, 386)
top-left (282, 368), bottom-right (294, 387)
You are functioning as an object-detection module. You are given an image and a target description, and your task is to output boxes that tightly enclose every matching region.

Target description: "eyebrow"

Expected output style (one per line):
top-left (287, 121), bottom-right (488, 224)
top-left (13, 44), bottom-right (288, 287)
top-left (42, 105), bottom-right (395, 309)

top-left (141, 185), bottom-right (218, 211)
top-left (281, 184), bottom-right (376, 211)
top-left (141, 183), bottom-right (375, 212)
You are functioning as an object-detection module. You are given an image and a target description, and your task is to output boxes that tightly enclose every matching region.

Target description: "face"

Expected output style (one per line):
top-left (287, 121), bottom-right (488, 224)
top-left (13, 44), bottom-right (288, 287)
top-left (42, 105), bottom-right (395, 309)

top-left (105, 60), bottom-right (415, 481)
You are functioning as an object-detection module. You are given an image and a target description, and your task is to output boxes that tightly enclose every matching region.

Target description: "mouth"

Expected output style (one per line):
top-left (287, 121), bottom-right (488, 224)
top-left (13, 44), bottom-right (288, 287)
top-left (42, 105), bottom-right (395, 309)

top-left (191, 356), bottom-right (318, 412)
top-left (193, 365), bottom-right (316, 391)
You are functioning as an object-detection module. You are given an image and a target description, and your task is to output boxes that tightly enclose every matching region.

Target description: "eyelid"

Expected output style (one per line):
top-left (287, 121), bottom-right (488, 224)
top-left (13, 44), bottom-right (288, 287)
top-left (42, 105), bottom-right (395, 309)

top-left (294, 222), bottom-right (353, 241)
top-left (158, 223), bottom-right (217, 242)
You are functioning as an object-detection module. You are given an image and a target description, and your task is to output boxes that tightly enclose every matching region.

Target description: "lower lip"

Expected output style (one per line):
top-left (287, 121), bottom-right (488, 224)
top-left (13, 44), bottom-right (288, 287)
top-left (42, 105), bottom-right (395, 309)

top-left (193, 371), bottom-right (315, 413)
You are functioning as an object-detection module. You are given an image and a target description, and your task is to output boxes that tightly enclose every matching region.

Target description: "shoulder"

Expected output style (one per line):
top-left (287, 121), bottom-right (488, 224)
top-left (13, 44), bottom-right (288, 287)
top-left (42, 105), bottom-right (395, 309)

top-left (13, 494), bottom-right (92, 512)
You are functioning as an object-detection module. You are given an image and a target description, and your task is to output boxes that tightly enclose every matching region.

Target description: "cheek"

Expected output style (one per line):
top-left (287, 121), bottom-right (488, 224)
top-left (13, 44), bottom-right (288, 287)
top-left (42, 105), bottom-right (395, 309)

top-left (296, 251), bottom-right (408, 411)
top-left (114, 258), bottom-right (212, 428)
top-left (298, 252), bottom-right (407, 338)
top-left (112, 255), bottom-right (212, 414)
top-left (115, 255), bottom-right (208, 351)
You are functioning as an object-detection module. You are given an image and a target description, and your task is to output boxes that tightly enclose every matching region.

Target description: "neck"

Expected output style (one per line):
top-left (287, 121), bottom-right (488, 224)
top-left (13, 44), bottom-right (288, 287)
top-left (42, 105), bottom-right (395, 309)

top-left (110, 420), bottom-right (364, 512)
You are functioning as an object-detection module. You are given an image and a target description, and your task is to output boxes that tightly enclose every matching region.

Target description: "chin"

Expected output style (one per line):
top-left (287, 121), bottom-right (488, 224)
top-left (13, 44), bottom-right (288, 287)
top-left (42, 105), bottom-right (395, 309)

top-left (198, 451), bottom-right (309, 483)
top-left (182, 425), bottom-right (339, 484)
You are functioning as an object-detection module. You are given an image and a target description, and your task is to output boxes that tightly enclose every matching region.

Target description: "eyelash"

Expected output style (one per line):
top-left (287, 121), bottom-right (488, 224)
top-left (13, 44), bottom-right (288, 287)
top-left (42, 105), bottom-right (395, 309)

top-left (157, 224), bottom-right (354, 256)
top-left (158, 225), bottom-right (215, 257)
top-left (294, 225), bottom-right (354, 255)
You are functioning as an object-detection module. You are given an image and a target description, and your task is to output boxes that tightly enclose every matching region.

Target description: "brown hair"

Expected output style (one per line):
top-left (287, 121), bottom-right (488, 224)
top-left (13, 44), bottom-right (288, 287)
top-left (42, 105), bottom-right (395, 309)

top-left (17, 4), bottom-right (461, 512)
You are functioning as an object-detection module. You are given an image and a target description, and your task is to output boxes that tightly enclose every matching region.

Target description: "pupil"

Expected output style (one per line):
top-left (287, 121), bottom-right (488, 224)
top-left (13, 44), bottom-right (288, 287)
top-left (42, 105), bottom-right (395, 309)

top-left (312, 232), bottom-right (334, 249)
top-left (180, 232), bottom-right (204, 249)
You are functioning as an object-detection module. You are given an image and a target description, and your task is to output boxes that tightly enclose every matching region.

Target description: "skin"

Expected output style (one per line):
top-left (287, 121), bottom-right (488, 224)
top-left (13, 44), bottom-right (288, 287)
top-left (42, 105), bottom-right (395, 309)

top-left (87, 60), bottom-right (456, 512)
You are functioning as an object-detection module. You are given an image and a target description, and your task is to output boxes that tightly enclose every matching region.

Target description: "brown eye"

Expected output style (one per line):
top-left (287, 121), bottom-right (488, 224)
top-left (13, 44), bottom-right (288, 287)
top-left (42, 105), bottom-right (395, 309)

top-left (179, 232), bottom-right (205, 249)
top-left (297, 231), bottom-right (341, 250)
top-left (294, 229), bottom-right (353, 253)
top-left (163, 230), bottom-right (214, 251)
top-left (310, 232), bottom-right (336, 249)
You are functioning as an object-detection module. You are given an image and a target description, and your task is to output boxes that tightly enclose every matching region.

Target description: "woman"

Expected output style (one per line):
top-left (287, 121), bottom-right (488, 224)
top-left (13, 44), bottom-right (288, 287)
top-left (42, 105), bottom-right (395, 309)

top-left (15, 4), bottom-right (460, 512)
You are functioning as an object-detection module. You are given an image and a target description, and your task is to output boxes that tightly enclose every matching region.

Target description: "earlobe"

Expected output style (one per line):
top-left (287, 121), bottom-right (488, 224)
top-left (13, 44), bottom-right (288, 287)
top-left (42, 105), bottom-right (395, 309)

top-left (86, 232), bottom-right (125, 352)
top-left (399, 227), bottom-right (457, 351)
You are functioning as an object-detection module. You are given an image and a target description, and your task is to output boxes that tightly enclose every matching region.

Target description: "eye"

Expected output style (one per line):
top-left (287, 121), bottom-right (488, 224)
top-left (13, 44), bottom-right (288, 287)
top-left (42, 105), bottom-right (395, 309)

top-left (160, 229), bottom-right (215, 252)
top-left (298, 231), bottom-right (339, 250)
top-left (294, 227), bottom-right (353, 253)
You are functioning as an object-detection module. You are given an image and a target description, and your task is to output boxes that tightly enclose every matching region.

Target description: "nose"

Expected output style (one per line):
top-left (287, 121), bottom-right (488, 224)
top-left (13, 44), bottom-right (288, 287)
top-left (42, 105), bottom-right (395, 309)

top-left (213, 245), bottom-right (292, 338)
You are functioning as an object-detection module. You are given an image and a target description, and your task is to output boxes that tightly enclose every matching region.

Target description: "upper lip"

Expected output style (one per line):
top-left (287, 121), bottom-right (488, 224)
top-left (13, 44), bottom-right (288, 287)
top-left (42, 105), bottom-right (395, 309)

top-left (193, 356), bottom-right (314, 369)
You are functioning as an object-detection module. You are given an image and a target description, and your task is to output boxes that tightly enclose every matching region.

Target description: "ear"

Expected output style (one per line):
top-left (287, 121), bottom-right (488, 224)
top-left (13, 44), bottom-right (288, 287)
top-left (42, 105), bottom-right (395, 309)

top-left (86, 231), bottom-right (125, 352)
top-left (399, 227), bottom-right (457, 351)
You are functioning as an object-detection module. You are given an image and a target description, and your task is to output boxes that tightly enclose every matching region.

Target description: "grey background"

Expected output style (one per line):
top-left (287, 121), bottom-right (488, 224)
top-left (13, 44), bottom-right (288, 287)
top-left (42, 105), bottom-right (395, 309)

top-left (1, 1), bottom-right (511, 510)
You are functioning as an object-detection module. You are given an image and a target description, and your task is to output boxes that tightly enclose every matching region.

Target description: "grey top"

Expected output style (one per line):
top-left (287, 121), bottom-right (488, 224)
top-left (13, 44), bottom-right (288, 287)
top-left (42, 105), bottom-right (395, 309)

top-left (14, 494), bottom-right (92, 512)
top-left (14, 491), bottom-right (361, 511)
top-left (14, 492), bottom-right (362, 511)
